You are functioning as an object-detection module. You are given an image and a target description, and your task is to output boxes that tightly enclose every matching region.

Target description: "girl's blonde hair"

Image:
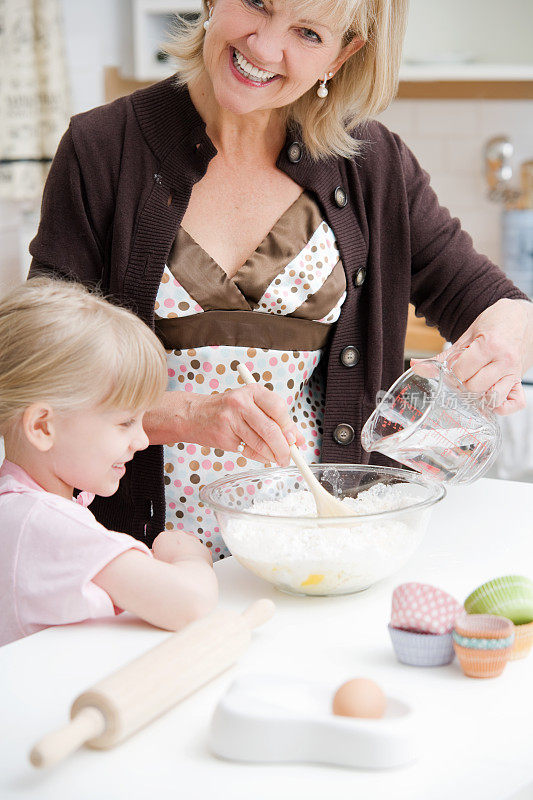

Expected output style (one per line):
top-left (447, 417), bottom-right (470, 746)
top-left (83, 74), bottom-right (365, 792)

top-left (163, 0), bottom-right (408, 161)
top-left (0, 278), bottom-right (167, 434)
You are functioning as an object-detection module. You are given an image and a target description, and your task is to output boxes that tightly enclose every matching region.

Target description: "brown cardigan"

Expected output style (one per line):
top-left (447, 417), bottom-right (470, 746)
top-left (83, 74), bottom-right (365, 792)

top-left (29, 77), bottom-right (526, 545)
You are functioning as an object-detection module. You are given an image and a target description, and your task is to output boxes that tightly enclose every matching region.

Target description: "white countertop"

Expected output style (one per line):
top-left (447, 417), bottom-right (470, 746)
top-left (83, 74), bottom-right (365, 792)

top-left (1, 478), bottom-right (533, 800)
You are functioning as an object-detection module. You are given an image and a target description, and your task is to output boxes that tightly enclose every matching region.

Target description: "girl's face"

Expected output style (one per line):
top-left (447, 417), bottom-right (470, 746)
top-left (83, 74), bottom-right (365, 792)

top-left (49, 405), bottom-right (149, 498)
top-left (201, 0), bottom-right (352, 115)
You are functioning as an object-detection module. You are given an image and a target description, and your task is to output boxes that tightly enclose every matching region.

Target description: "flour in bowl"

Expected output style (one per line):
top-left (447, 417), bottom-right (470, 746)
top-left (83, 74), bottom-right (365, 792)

top-left (222, 483), bottom-right (431, 595)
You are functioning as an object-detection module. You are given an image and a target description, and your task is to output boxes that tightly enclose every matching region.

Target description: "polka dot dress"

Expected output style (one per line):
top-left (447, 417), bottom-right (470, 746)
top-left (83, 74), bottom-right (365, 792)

top-left (155, 192), bottom-right (347, 559)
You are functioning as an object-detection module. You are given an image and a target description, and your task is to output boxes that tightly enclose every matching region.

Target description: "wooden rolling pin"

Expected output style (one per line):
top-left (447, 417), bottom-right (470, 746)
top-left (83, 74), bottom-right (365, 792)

top-left (30, 599), bottom-right (275, 768)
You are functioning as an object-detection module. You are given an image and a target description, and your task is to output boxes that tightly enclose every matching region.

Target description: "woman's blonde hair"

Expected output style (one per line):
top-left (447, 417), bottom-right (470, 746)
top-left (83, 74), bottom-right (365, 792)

top-left (163, 0), bottom-right (408, 160)
top-left (0, 278), bottom-right (167, 434)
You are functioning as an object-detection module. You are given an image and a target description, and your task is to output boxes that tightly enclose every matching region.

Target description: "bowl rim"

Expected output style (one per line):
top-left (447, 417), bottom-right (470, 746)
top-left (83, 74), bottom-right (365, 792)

top-left (199, 463), bottom-right (446, 525)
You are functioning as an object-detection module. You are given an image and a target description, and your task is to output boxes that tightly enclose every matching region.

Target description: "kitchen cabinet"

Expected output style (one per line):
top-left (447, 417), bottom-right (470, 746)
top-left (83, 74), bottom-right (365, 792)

top-left (120, 0), bottom-right (201, 81)
top-left (402, 0), bottom-right (533, 78)
top-left (399, 0), bottom-right (533, 98)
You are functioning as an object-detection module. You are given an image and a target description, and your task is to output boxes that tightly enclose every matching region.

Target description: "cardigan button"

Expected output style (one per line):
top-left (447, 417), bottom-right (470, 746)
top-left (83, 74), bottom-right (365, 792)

top-left (287, 142), bottom-right (303, 163)
top-left (354, 267), bottom-right (366, 287)
top-left (340, 346), bottom-right (360, 368)
top-left (334, 186), bottom-right (347, 207)
top-left (333, 423), bottom-right (355, 445)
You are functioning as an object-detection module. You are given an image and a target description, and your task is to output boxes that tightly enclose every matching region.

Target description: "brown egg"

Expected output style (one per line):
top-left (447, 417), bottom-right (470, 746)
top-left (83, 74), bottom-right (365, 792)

top-left (332, 678), bottom-right (386, 719)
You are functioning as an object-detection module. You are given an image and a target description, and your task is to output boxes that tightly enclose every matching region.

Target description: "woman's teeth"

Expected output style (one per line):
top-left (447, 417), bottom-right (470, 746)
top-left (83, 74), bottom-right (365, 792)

top-left (232, 48), bottom-right (276, 83)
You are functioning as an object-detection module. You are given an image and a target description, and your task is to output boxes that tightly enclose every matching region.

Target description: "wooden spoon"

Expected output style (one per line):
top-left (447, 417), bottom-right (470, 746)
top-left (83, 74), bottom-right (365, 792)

top-left (237, 363), bottom-right (353, 517)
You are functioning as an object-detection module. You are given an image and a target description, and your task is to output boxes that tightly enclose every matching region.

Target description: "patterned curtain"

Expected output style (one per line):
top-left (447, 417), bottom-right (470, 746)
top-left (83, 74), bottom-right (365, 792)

top-left (0, 0), bottom-right (70, 202)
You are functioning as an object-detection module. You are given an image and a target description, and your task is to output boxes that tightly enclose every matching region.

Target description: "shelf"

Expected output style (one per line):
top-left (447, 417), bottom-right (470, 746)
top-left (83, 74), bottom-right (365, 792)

top-left (397, 62), bottom-right (533, 99)
top-left (397, 80), bottom-right (533, 100)
top-left (400, 63), bottom-right (533, 82)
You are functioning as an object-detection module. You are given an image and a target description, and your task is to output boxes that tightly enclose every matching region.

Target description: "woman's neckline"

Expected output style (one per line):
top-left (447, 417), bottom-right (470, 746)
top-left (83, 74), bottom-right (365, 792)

top-left (180, 188), bottom-right (307, 281)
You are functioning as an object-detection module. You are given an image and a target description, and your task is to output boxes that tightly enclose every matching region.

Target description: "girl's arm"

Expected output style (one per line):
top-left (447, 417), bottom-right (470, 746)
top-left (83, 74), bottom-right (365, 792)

top-left (92, 531), bottom-right (218, 631)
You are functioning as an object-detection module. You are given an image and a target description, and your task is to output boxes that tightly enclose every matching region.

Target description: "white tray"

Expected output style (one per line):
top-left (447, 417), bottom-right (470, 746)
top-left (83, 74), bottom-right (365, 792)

top-left (210, 674), bottom-right (421, 770)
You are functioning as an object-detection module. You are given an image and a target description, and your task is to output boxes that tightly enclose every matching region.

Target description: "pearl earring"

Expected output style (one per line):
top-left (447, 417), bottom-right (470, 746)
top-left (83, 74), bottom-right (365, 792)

top-left (317, 72), bottom-right (333, 98)
top-left (203, 5), bottom-right (213, 30)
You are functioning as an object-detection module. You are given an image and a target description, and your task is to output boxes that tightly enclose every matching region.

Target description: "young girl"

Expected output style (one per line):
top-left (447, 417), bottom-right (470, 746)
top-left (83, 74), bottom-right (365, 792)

top-left (0, 278), bottom-right (218, 647)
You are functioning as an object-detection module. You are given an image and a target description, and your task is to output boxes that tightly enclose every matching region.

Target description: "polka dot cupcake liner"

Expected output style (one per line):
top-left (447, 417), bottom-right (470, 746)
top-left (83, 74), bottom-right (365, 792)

top-left (391, 582), bottom-right (462, 635)
top-left (388, 624), bottom-right (455, 667)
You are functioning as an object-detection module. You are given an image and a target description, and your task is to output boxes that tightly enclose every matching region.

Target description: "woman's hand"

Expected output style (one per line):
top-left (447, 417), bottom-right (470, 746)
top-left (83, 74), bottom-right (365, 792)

top-left (413, 298), bottom-right (533, 415)
top-left (145, 384), bottom-right (305, 465)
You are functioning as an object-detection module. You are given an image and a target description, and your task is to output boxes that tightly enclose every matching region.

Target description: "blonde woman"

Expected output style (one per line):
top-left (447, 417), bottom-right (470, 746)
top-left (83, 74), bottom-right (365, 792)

top-left (0, 279), bottom-right (217, 647)
top-left (29, 0), bottom-right (533, 558)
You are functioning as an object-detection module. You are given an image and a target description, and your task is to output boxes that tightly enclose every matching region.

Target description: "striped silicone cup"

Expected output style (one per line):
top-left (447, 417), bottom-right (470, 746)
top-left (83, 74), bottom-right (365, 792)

top-left (510, 620), bottom-right (533, 661)
top-left (464, 575), bottom-right (533, 625)
top-left (452, 641), bottom-right (514, 678)
top-left (453, 613), bottom-right (515, 678)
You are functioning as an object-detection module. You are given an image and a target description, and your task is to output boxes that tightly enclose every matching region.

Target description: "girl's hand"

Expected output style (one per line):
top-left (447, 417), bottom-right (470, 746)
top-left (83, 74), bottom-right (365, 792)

top-left (152, 530), bottom-right (213, 567)
top-left (94, 536), bottom-right (218, 631)
top-left (412, 298), bottom-right (533, 415)
top-left (178, 385), bottom-right (305, 466)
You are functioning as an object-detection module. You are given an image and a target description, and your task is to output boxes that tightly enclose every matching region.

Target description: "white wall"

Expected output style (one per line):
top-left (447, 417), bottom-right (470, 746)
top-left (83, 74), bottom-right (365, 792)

top-left (404, 0), bottom-right (533, 65)
top-left (377, 99), bottom-right (533, 268)
top-left (61, 0), bottom-right (123, 115)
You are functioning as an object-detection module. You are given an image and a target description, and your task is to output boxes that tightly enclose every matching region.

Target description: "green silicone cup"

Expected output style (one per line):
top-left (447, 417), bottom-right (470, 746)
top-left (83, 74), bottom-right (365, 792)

top-left (464, 575), bottom-right (533, 625)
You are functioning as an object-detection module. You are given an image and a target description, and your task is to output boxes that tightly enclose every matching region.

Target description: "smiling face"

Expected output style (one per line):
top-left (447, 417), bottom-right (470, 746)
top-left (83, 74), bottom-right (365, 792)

top-left (201, 0), bottom-right (354, 114)
top-left (49, 405), bottom-right (150, 498)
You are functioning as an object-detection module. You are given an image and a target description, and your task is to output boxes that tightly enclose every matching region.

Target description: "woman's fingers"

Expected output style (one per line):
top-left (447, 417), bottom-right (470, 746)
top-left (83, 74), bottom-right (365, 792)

top-left (413, 347), bottom-right (525, 414)
top-left (221, 385), bottom-right (296, 465)
top-left (448, 327), bottom-right (474, 354)
top-left (236, 384), bottom-right (302, 464)
top-left (248, 384), bottom-right (302, 446)
top-left (409, 299), bottom-right (532, 419)
top-left (460, 361), bottom-right (511, 397)
top-left (290, 426), bottom-right (306, 447)
top-left (492, 379), bottom-right (526, 416)
top-left (447, 338), bottom-right (491, 384)
top-left (241, 403), bottom-right (292, 466)
top-left (232, 418), bottom-right (278, 464)
top-left (189, 385), bottom-right (303, 464)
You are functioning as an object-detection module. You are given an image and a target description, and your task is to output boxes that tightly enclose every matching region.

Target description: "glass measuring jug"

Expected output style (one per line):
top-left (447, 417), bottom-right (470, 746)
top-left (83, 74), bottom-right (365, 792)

top-left (361, 353), bottom-right (502, 485)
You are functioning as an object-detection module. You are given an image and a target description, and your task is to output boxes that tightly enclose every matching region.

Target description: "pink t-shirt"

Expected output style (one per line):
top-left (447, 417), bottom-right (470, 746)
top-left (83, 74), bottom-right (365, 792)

top-left (0, 460), bottom-right (152, 647)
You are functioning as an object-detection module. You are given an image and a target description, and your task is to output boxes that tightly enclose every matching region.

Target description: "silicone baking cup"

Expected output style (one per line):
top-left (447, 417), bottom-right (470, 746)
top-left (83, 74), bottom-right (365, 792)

top-left (453, 614), bottom-right (515, 678)
top-left (391, 582), bottom-right (462, 635)
top-left (464, 575), bottom-right (533, 625)
top-left (510, 620), bottom-right (533, 661)
top-left (388, 624), bottom-right (455, 667)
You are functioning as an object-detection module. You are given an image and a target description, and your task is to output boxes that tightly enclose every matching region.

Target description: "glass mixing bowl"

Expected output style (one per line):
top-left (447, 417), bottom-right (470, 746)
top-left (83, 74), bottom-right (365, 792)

top-left (200, 464), bottom-right (445, 596)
